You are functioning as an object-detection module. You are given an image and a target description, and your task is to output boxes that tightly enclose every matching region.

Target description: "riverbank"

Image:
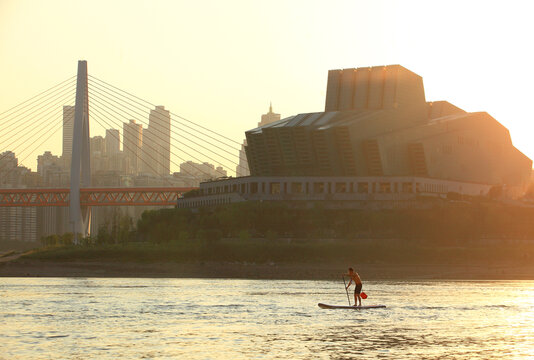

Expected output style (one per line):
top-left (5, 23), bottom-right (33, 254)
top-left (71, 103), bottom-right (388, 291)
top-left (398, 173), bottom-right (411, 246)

top-left (1, 258), bottom-right (533, 280)
top-left (2, 239), bottom-right (533, 280)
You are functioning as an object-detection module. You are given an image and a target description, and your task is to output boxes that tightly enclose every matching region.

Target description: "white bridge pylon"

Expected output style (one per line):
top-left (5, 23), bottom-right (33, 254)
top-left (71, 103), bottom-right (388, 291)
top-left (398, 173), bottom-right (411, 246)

top-left (69, 60), bottom-right (91, 240)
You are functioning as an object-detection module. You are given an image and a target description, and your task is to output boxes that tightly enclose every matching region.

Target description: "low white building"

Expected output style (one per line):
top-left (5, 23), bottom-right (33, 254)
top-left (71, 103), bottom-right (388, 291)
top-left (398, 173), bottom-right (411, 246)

top-left (177, 175), bottom-right (497, 209)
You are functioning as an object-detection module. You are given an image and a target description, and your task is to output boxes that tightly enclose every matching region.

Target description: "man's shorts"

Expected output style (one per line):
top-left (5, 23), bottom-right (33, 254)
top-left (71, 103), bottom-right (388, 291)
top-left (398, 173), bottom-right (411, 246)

top-left (354, 283), bottom-right (362, 294)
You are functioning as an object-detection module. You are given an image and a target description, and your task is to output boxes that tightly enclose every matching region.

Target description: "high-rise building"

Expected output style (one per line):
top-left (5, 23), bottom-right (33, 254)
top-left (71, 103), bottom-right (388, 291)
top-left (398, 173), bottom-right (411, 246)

top-left (37, 151), bottom-right (60, 175)
top-left (0, 207), bottom-right (37, 242)
top-left (89, 136), bottom-right (107, 174)
top-left (123, 120), bottom-right (143, 175)
top-left (236, 104), bottom-right (280, 177)
top-left (90, 136), bottom-right (106, 156)
top-left (0, 150), bottom-right (37, 241)
top-left (37, 151), bottom-right (64, 186)
top-left (62, 106), bottom-right (75, 159)
top-left (106, 129), bottom-right (120, 155)
top-left (0, 151), bottom-right (17, 170)
top-left (0, 151), bottom-right (25, 187)
top-left (142, 106), bottom-right (171, 176)
top-left (110, 152), bottom-right (131, 174)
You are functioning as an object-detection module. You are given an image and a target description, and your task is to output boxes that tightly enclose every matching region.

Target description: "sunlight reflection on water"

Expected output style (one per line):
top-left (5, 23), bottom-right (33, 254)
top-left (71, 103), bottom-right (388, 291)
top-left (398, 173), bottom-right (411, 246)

top-left (0, 278), bottom-right (532, 359)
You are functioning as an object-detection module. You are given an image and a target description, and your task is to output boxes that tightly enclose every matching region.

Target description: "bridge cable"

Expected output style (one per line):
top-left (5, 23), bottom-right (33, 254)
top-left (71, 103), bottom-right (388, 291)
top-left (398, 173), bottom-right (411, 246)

top-left (88, 75), bottom-right (241, 147)
top-left (0, 96), bottom-right (73, 169)
top-left (0, 77), bottom-right (76, 135)
top-left (89, 101), bottom-right (223, 181)
top-left (0, 88), bottom-right (76, 153)
top-left (89, 107), bottom-right (228, 181)
top-left (89, 99), bottom-right (225, 181)
top-left (0, 90), bottom-right (76, 166)
top-left (0, 75), bottom-right (76, 118)
top-left (88, 79), bottom-right (242, 165)
top-left (89, 101), bottom-right (212, 182)
top-left (90, 97), bottom-right (228, 179)
top-left (87, 78), bottom-right (241, 166)
top-left (0, 81), bottom-right (77, 142)
top-left (89, 111), bottom-right (174, 186)
top-left (89, 110), bottom-right (195, 185)
top-left (0, 101), bottom-right (73, 182)
top-left (88, 83), bottom-right (239, 174)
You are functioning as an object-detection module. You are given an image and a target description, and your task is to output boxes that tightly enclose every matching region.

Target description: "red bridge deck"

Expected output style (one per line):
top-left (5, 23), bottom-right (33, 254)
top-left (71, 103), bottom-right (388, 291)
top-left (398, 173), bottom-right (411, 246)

top-left (0, 187), bottom-right (197, 207)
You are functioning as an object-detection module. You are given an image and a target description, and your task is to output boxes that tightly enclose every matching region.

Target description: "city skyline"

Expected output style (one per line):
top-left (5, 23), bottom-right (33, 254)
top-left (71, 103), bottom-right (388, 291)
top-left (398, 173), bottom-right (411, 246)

top-left (2, 1), bottom-right (534, 173)
top-left (1, 101), bottom-right (231, 185)
top-left (1, 96), bottom-right (233, 177)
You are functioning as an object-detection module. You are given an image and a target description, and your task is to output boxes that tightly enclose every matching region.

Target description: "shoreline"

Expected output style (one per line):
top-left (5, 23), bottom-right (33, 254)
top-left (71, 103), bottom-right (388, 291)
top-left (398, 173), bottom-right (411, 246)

top-left (1, 258), bottom-right (533, 280)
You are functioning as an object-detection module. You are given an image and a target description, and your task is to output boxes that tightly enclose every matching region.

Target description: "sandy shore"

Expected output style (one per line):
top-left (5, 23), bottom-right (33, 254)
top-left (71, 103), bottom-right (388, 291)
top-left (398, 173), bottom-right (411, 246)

top-left (1, 257), bottom-right (533, 280)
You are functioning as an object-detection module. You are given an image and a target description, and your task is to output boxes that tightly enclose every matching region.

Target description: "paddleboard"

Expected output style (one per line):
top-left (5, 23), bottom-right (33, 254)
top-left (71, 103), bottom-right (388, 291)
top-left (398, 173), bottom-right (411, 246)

top-left (318, 303), bottom-right (386, 309)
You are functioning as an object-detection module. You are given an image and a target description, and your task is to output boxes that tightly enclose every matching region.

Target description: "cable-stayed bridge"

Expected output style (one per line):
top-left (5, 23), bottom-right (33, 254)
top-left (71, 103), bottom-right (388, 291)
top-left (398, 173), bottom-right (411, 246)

top-left (0, 61), bottom-right (246, 239)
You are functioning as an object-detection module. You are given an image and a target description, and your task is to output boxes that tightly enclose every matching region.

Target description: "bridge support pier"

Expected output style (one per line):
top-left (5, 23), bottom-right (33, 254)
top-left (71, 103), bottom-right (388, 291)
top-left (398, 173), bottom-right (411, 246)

top-left (69, 60), bottom-right (91, 242)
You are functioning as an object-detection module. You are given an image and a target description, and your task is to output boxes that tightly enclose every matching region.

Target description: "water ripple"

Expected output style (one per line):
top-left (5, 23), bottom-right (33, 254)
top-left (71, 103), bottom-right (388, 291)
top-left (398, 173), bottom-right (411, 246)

top-left (0, 278), bottom-right (532, 359)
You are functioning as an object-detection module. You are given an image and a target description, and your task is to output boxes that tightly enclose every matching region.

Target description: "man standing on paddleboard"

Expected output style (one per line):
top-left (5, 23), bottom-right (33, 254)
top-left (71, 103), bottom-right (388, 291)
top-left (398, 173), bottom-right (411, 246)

top-left (344, 267), bottom-right (362, 306)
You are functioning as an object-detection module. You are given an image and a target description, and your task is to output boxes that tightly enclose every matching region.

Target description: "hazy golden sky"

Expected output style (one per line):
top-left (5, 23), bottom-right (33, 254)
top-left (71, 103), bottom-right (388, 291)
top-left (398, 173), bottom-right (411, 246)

top-left (1, 0), bottom-right (534, 172)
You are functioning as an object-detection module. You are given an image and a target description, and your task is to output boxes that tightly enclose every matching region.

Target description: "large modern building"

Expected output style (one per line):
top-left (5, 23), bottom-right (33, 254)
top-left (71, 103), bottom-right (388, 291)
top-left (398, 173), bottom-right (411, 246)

top-left (246, 65), bottom-right (531, 191)
top-left (179, 65), bottom-right (532, 208)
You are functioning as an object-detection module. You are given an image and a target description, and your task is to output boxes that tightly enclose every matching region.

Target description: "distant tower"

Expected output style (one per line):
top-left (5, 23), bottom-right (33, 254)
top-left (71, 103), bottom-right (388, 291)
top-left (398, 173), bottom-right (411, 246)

top-left (142, 106), bottom-right (171, 176)
top-left (62, 105), bottom-right (75, 159)
top-left (259, 102), bottom-right (281, 127)
top-left (237, 103), bottom-right (281, 177)
top-left (123, 119), bottom-right (143, 175)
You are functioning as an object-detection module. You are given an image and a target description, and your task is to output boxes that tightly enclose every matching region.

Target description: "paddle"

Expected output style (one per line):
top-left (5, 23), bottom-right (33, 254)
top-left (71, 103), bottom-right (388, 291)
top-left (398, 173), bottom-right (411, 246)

top-left (342, 275), bottom-right (351, 306)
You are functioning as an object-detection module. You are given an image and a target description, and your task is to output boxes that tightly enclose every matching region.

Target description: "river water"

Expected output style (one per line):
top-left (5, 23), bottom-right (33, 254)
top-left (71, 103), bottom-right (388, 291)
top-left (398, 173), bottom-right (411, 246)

top-left (1, 278), bottom-right (532, 359)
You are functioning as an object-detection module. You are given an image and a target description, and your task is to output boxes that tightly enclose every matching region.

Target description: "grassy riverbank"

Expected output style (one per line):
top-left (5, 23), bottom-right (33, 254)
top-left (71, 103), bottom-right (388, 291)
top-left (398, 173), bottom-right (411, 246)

top-left (1, 238), bottom-right (532, 280)
top-left (3, 201), bottom-right (534, 279)
top-left (24, 237), bottom-right (534, 265)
